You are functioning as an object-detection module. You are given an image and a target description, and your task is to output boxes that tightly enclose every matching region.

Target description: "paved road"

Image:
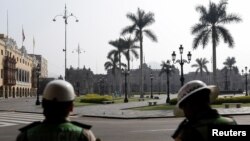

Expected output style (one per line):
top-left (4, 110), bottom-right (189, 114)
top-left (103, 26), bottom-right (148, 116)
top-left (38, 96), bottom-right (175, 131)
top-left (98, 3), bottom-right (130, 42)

top-left (0, 111), bottom-right (250, 141)
top-left (1, 95), bottom-right (250, 119)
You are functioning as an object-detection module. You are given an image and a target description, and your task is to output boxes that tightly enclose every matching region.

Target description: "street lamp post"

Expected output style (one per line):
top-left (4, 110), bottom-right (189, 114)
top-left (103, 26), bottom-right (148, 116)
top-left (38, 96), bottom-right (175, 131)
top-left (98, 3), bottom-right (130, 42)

top-left (122, 69), bottom-right (129, 103)
top-left (172, 45), bottom-right (192, 86)
top-left (53, 5), bottom-right (79, 80)
top-left (165, 60), bottom-right (173, 104)
top-left (150, 72), bottom-right (154, 99)
top-left (242, 66), bottom-right (249, 96)
top-left (35, 64), bottom-right (41, 105)
top-left (98, 78), bottom-right (104, 95)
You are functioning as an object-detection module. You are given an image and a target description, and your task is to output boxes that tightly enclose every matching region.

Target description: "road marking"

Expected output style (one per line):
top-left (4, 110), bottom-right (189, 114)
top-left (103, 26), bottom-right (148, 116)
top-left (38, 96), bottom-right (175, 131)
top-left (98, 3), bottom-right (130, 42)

top-left (0, 122), bottom-right (17, 127)
top-left (0, 112), bottom-right (44, 127)
top-left (130, 128), bottom-right (175, 133)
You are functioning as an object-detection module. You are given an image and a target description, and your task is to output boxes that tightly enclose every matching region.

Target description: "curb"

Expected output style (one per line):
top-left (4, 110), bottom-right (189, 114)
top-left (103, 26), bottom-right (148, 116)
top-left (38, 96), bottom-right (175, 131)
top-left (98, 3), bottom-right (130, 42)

top-left (81, 114), bottom-right (177, 119)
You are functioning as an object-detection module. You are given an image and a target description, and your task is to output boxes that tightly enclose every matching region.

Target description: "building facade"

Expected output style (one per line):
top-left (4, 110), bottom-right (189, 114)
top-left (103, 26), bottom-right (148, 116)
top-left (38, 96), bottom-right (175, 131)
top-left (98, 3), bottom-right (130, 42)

top-left (66, 66), bottom-right (94, 95)
top-left (0, 34), bottom-right (40, 99)
top-left (28, 54), bottom-right (48, 78)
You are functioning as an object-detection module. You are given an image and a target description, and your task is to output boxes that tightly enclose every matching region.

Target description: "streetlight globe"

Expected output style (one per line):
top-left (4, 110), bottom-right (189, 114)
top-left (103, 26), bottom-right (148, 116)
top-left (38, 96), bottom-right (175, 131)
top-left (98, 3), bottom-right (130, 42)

top-left (53, 19), bottom-right (56, 22)
top-left (172, 51), bottom-right (176, 62)
top-left (187, 51), bottom-right (192, 61)
top-left (179, 45), bottom-right (183, 54)
top-left (76, 19), bottom-right (79, 22)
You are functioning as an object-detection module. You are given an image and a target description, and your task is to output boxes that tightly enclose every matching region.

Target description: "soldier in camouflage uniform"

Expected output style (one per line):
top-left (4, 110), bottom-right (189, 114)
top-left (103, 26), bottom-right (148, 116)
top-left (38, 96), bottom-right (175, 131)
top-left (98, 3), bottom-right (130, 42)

top-left (172, 80), bottom-right (237, 141)
top-left (16, 80), bottom-right (97, 141)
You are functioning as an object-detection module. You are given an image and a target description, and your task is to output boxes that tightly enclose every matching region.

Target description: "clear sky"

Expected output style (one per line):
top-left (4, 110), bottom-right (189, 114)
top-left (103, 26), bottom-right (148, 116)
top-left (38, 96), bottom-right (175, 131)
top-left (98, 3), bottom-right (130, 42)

top-left (0, 0), bottom-right (248, 77)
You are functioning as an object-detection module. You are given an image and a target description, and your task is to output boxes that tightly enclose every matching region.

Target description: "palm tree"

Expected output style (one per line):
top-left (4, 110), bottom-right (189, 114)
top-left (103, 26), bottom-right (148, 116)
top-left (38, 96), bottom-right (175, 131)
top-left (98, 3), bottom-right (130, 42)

top-left (159, 60), bottom-right (175, 103)
top-left (191, 58), bottom-right (209, 76)
top-left (104, 54), bottom-right (126, 94)
top-left (223, 57), bottom-right (237, 90)
top-left (223, 57), bottom-right (236, 71)
top-left (121, 8), bottom-right (157, 98)
top-left (104, 54), bottom-right (118, 93)
top-left (108, 38), bottom-right (127, 70)
top-left (191, 0), bottom-right (242, 84)
top-left (118, 36), bottom-right (139, 97)
top-left (108, 38), bottom-right (127, 95)
top-left (122, 37), bottom-right (139, 72)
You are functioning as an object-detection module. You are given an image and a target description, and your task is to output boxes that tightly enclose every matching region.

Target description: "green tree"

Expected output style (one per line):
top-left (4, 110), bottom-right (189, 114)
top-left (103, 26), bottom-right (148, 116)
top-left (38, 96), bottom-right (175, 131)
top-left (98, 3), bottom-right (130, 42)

top-left (191, 58), bottom-right (209, 76)
top-left (108, 38), bottom-right (127, 70)
top-left (121, 8), bottom-right (157, 98)
top-left (222, 57), bottom-right (238, 90)
top-left (122, 37), bottom-right (139, 72)
top-left (191, 0), bottom-right (242, 84)
top-left (159, 60), bottom-right (175, 103)
top-left (104, 54), bottom-right (126, 93)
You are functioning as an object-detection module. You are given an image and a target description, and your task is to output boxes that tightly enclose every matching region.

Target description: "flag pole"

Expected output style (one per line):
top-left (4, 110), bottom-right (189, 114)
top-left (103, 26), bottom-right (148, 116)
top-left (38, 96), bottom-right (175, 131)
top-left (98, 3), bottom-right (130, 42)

top-left (22, 25), bottom-right (23, 47)
top-left (33, 36), bottom-right (35, 55)
top-left (7, 10), bottom-right (8, 38)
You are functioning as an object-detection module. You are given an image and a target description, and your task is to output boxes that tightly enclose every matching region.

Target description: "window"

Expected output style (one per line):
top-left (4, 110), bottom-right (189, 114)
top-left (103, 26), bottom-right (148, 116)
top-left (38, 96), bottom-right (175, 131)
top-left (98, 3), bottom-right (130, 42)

top-left (1, 50), bottom-right (3, 55)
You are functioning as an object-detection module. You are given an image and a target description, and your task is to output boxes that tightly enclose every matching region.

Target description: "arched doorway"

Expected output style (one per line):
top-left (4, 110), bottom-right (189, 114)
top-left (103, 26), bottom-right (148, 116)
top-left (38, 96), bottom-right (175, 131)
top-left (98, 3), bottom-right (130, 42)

top-left (16, 87), bottom-right (19, 97)
top-left (12, 87), bottom-right (15, 98)
top-left (0, 86), bottom-right (3, 98)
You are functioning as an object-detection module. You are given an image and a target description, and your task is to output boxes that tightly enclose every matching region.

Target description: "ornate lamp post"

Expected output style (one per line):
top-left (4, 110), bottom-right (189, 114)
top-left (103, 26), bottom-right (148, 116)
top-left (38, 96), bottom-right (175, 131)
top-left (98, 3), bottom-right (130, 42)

top-left (122, 69), bottom-right (129, 103)
top-left (35, 64), bottom-right (41, 105)
top-left (165, 60), bottom-right (173, 103)
top-left (242, 66), bottom-right (249, 96)
top-left (150, 72), bottom-right (154, 99)
top-left (172, 45), bottom-right (192, 86)
top-left (53, 5), bottom-right (79, 80)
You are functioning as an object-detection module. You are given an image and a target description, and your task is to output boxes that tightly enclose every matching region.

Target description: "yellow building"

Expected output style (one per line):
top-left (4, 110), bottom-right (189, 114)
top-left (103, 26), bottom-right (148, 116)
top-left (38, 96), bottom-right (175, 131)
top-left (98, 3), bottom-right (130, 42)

top-left (0, 34), bottom-right (37, 98)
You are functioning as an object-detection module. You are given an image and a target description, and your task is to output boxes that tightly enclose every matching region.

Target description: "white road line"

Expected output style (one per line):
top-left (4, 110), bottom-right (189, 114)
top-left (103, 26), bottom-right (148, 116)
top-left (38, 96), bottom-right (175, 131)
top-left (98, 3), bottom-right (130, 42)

top-left (0, 115), bottom-right (44, 120)
top-left (0, 119), bottom-right (31, 124)
top-left (0, 122), bottom-right (17, 127)
top-left (130, 128), bottom-right (175, 133)
top-left (0, 112), bottom-right (44, 127)
top-left (0, 116), bottom-right (42, 122)
top-left (0, 112), bottom-right (43, 118)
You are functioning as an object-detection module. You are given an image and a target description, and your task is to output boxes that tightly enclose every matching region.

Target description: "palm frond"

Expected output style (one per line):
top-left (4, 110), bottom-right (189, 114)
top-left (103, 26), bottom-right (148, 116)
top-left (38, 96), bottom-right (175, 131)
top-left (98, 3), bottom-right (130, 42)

top-left (191, 23), bottom-right (209, 34)
top-left (192, 30), bottom-right (209, 49)
top-left (201, 29), bottom-right (211, 48)
top-left (217, 26), bottom-right (234, 47)
top-left (121, 24), bottom-right (136, 35)
top-left (195, 5), bottom-right (207, 22)
top-left (219, 14), bottom-right (242, 24)
top-left (107, 49), bottom-right (118, 59)
top-left (143, 29), bottom-right (157, 42)
top-left (141, 12), bottom-right (155, 28)
top-left (130, 49), bottom-right (139, 59)
top-left (126, 13), bottom-right (137, 23)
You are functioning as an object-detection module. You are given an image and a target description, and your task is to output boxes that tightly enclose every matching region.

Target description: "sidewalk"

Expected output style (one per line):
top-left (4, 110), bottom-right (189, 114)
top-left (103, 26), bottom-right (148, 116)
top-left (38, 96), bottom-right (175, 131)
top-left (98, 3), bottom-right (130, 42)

top-left (0, 95), bottom-right (250, 119)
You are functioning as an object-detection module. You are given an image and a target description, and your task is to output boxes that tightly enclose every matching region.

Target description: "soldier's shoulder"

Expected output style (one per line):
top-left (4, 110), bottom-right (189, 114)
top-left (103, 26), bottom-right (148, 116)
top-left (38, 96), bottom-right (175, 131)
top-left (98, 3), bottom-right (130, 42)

top-left (19, 121), bottom-right (42, 132)
top-left (71, 121), bottom-right (92, 130)
top-left (217, 116), bottom-right (237, 125)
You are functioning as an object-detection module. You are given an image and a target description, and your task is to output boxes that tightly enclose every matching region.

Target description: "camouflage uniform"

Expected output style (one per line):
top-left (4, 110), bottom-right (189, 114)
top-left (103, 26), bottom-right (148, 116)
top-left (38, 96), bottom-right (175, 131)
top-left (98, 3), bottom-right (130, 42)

top-left (172, 109), bottom-right (236, 141)
top-left (16, 119), bottom-right (96, 141)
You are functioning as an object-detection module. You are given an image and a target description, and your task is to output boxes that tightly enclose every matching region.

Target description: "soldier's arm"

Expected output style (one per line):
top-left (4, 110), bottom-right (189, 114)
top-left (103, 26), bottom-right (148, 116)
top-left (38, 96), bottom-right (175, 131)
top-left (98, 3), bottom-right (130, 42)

top-left (82, 129), bottom-right (97, 141)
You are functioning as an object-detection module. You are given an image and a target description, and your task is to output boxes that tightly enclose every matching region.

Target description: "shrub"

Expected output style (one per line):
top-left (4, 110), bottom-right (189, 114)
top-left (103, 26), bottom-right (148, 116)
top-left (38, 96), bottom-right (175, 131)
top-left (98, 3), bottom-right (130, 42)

top-left (80, 94), bottom-right (112, 103)
top-left (212, 96), bottom-right (250, 104)
top-left (169, 96), bottom-right (250, 105)
top-left (169, 98), bottom-right (177, 105)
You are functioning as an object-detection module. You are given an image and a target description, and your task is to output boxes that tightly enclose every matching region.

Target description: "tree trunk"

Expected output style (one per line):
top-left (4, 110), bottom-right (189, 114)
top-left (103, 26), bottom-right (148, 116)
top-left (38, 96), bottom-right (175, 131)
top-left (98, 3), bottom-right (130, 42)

top-left (127, 50), bottom-right (131, 97)
top-left (212, 26), bottom-right (217, 85)
top-left (118, 53), bottom-right (122, 95)
top-left (139, 31), bottom-right (144, 98)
